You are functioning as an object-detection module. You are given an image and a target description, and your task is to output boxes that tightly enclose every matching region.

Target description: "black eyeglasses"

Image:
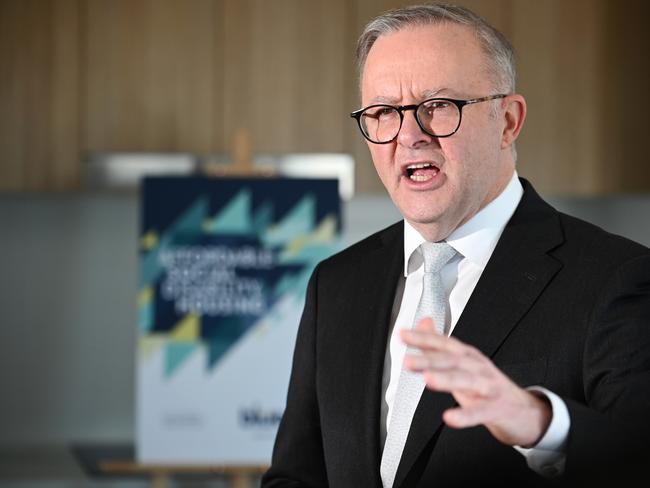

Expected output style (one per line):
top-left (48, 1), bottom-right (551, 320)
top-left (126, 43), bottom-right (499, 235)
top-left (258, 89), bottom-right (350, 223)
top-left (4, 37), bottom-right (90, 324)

top-left (350, 94), bottom-right (507, 144)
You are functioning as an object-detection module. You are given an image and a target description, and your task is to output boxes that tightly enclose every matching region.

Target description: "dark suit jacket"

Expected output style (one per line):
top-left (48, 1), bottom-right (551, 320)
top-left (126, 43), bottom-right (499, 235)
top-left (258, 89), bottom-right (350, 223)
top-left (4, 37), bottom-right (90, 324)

top-left (262, 180), bottom-right (650, 487)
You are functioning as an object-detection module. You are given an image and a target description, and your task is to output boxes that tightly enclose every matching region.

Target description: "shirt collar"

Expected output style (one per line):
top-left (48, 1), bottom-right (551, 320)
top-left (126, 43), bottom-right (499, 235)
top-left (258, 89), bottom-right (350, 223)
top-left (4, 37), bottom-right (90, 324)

top-left (403, 171), bottom-right (524, 276)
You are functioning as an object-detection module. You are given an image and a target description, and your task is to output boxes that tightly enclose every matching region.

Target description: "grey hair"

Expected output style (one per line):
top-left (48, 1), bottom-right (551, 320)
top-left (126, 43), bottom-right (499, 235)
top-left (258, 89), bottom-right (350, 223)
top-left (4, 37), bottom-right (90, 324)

top-left (355, 3), bottom-right (516, 93)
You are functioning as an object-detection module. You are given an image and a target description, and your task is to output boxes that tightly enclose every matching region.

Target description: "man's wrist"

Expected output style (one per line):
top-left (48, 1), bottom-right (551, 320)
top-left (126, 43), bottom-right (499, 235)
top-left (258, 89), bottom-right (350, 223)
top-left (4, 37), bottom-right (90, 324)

top-left (520, 390), bottom-right (553, 448)
top-left (525, 387), bottom-right (570, 451)
top-left (514, 387), bottom-right (569, 478)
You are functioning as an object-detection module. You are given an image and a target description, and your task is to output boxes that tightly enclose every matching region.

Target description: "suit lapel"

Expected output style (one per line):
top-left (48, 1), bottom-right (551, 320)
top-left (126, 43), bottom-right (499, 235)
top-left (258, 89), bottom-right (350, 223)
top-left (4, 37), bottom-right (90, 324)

top-left (394, 181), bottom-right (565, 487)
top-left (340, 223), bottom-right (404, 485)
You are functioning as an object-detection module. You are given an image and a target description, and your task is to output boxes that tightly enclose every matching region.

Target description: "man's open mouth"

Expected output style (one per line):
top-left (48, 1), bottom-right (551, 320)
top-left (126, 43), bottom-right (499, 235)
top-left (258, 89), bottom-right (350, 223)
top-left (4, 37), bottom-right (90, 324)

top-left (405, 163), bottom-right (440, 182)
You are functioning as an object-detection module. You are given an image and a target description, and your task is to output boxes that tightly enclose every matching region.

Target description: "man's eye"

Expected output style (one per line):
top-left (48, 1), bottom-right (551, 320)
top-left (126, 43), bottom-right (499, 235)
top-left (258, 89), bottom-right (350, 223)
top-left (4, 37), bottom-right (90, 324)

top-left (425, 101), bottom-right (451, 111)
top-left (420, 101), bottom-right (454, 119)
top-left (366, 107), bottom-right (395, 119)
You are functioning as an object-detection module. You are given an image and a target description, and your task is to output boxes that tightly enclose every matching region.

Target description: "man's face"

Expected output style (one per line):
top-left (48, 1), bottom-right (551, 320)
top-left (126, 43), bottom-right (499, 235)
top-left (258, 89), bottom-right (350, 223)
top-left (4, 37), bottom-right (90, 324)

top-left (361, 23), bottom-right (515, 240)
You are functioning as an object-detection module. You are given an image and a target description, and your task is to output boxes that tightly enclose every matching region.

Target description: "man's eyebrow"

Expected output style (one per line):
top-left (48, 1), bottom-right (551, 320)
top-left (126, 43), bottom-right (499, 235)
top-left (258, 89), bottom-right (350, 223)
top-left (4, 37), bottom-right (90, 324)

top-left (368, 88), bottom-right (457, 105)
top-left (421, 87), bottom-right (456, 99)
top-left (369, 95), bottom-right (400, 104)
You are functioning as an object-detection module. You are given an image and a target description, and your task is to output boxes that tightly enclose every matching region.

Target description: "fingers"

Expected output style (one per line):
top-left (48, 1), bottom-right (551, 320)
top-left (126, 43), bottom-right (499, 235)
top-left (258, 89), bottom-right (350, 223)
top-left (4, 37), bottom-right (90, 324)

top-left (423, 368), bottom-right (495, 397)
top-left (404, 350), bottom-right (459, 371)
top-left (401, 317), bottom-right (484, 372)
top-left (443, 391), bottom-right (553, 447)
top-left (443, 405), bottom-right (485, 429)
top-left (397, 317), bottom-right (551, 446)
top-left (441, 400), bottom-right (513, 429)
top-left (400, 316), bottom-right (500, 398)
top-left (414, 316), bottom-right (435, 331)
top-left (401, 318), bottom-right (475, 356)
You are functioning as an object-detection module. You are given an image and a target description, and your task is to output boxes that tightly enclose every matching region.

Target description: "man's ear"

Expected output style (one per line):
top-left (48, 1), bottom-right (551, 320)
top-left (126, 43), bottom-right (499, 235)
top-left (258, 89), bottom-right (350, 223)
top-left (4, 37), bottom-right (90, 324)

top-left (501, 94), bottom-right (526, 150)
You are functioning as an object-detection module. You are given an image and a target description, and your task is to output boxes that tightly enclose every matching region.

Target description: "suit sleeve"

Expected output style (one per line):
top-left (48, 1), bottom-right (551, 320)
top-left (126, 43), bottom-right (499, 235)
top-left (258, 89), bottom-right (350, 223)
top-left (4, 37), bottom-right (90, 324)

top-left (261, 265), bottom-right (328, 487)
top-left (564, 252), bottom-right (650, 484)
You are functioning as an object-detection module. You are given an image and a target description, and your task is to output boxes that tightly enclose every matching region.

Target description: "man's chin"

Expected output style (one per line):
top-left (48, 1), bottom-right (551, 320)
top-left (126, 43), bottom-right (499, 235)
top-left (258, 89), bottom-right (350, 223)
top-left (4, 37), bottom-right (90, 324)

top-left (402, 212), bottom-right (458, 241)
top-left (400, 202), bottom-right (446, 226)
top-left (405, 213), bottom-right (444, 225)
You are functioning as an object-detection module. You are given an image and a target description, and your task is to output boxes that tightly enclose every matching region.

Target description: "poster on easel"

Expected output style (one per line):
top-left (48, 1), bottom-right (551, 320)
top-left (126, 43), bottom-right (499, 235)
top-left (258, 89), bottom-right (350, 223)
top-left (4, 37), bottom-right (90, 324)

top-left (136, 176), bottom-right (341, 464)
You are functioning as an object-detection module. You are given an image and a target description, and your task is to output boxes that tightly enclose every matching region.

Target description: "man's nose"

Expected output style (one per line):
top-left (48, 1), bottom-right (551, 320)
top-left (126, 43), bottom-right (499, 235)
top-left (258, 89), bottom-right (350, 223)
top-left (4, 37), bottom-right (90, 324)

top-left (396, 110), bottom-right (435, 148)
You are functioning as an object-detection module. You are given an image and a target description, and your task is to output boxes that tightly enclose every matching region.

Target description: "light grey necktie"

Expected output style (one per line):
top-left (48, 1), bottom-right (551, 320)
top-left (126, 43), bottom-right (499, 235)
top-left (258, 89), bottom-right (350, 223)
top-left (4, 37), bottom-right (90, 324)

top-left (380, 241), bottom-right (456, 488)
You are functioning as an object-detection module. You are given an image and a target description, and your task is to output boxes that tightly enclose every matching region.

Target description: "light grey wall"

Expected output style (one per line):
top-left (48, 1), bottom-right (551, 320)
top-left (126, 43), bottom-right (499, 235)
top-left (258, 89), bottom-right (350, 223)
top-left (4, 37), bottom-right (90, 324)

top-left (1, 194), bottom-right (138, 445)
top-left (1, 191), bottom-right (649, 446)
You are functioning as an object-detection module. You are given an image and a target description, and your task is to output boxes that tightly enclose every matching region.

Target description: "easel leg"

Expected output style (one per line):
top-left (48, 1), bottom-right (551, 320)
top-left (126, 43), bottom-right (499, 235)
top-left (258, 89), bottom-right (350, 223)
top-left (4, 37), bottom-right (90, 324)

top-left (231, 473), bottom-right (250, 488)
top-left (151, 470), bottom-right (170, 488)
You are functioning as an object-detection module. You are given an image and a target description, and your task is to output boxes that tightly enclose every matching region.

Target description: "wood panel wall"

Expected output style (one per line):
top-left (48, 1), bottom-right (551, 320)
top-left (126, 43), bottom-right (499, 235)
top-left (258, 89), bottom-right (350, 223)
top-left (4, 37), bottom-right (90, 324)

top-left (220, 0), bottom-right (351, 154)
top-left (513, 0), bottom-right (607, 194)
top-left (1, 0), bottom-right (648, 195)
top-left (0, 0), bottom-right (80, 191)
top-left (83, 0), bottom-right (221, 153)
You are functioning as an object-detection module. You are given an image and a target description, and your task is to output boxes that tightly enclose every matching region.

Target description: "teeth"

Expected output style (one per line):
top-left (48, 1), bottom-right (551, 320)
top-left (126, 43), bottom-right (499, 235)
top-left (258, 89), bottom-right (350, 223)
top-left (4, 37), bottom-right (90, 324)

top-left (410, 174), bottom-right (433, 182)
top-left (406, 162), bottom-right (438, 182)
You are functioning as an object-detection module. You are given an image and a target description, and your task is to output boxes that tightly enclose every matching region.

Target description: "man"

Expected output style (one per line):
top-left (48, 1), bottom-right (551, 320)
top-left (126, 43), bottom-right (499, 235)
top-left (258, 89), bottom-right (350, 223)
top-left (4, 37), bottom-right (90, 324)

top-left (262, 4), bottom-right (650, 487)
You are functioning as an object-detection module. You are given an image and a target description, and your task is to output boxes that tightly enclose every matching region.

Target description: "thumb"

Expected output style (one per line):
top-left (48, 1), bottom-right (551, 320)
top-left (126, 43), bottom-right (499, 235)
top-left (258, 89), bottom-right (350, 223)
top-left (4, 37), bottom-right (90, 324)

top-left (415, 316), bottom-right (437, 332)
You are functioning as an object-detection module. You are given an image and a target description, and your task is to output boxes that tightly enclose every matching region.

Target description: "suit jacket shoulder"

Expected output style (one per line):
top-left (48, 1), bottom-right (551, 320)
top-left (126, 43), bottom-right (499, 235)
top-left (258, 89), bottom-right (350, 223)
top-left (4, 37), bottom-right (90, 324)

top-left (556, 210), bottom-right (649, 262)
top-left (317, 220), bottom-right (403, 277)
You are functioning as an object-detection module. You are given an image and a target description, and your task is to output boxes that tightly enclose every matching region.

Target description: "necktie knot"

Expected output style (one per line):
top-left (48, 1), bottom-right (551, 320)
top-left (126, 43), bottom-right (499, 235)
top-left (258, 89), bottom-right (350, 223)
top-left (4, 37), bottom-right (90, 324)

top-left (420, 241), bottom-right (456, 274)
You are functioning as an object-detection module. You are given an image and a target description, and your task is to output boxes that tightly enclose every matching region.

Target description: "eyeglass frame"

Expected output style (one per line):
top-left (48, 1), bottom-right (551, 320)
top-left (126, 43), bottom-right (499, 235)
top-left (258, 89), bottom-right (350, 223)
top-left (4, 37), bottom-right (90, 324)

top-left (350, 94), bottom-right (508, 144)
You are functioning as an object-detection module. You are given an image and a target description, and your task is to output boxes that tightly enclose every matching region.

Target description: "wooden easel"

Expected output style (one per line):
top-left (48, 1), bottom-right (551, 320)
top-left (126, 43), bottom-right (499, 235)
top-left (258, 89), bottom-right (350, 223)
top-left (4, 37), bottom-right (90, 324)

top-left (203, 128), bottom-right (275, 178)
top-left (99, 460), bottom-right (267, 488)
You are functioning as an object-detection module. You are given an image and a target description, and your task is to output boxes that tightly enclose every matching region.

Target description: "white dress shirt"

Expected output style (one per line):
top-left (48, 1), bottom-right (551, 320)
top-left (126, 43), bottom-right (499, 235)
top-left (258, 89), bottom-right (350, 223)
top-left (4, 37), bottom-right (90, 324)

top-left (381, 171), bottom-right (569, 477)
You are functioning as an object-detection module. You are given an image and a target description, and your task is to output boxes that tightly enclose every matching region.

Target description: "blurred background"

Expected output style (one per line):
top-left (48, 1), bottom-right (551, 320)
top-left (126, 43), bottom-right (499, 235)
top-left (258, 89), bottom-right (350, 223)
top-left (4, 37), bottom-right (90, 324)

top-left (1, 0), bottom-right (649, 486)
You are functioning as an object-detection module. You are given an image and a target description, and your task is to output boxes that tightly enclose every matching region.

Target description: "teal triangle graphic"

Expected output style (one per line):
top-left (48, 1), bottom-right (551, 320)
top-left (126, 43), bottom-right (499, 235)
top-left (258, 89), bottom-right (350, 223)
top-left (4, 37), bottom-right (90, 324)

top-left (208, 338), bottom-right (231, 371)
top-left (272, 272), bottom-right (299, 299)
top-left (263, 194), bottom-right (315, 246)
top-left (205, 318), bottom-right (249, 370)
top-left (170, 196), bottom-right (210, 242)
top-left (140, 247), bottom-right (162, 288)
top-left (140, 197), bottom-right (209, 287)
top-left (253, 201), bottom-right (274, 234)
top-left (164, 342), bottom-right (197, 378)
top-left (138, 300), bottom-right (153, 334)
top-left (279, 242), bottom-right (341, 265)
top-left (205, 189), bottom-right (253, 235)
